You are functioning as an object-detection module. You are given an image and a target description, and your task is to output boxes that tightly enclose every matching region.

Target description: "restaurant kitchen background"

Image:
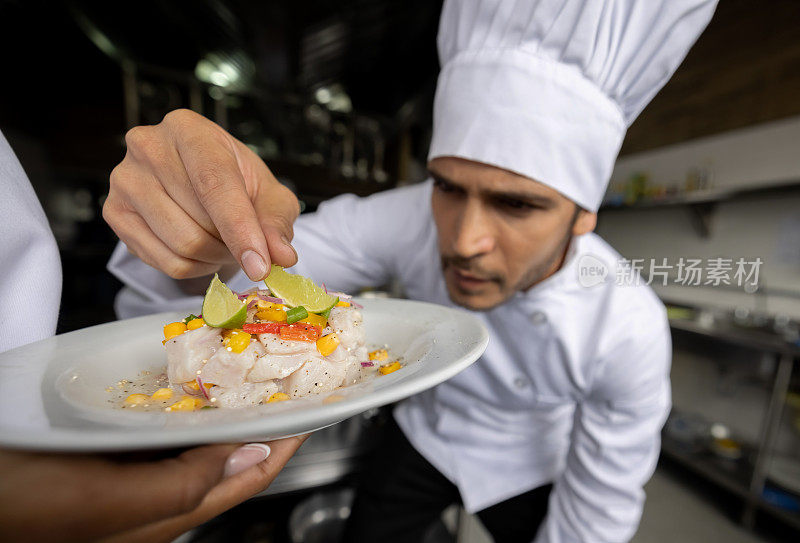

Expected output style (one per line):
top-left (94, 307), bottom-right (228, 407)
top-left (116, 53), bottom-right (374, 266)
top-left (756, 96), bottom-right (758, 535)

top-left (1, 1), bottom-right (799, 542)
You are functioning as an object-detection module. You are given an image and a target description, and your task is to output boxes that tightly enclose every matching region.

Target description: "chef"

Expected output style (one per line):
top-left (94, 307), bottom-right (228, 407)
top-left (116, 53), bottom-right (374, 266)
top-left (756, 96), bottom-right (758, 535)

top-left (104, 0), bottom-right (718, 541)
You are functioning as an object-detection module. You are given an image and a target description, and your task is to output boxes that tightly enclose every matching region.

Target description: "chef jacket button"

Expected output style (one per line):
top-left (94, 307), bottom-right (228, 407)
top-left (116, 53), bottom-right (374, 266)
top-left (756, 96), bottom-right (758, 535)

top-left (514, 377), bottom-right (528, 389)
top-left (530, 311), bottom-right (547, 325)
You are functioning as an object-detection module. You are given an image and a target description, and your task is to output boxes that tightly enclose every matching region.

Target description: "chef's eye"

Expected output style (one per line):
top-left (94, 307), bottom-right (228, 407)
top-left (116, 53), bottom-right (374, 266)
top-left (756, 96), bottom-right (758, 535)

top-left (433, 178), bottom-right (463, 196)
top-left (496, 197), bottom-right (537, 212)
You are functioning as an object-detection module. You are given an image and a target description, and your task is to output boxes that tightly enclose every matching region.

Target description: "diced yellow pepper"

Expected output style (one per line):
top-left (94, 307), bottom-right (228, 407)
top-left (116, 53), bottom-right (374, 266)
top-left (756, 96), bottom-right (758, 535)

top-left (378, 361), bottom-right (402, 375)
top-left (369, 349), bottom-right (389, 361)
top-left (316, 333), bottom-right (340, 356)
top-left (151, 387), bottom-right (173, 400)
top-left (336, 301), bottom-right (351, 308)
top-left (163, 321), bottom-right (187, 340)
top-left (183, 380), bottom-right (215, 392)
top-left (267, 392), bottom-right (290, 403)
top-left (186, 317), bottom-right (205, 330)
top-left (256, 307), bottom-right (287, 322)
top-left (256, 299), bottom-right (285, 310)
top-left (227, 331), bottom-right (252, 353)
top-left (166, 396), bottom-right (204, 412)
top-left (301, 313), bottom-right (327, 329)
top-left (245, 294), bottom-right (258, 305)
top-left (124, 393), bottom-right (149, 405)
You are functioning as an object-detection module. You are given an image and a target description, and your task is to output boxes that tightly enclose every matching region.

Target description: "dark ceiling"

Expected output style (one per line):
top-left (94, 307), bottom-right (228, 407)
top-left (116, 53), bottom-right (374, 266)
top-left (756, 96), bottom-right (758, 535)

top-left (66, 0), bottom-right (443, 116)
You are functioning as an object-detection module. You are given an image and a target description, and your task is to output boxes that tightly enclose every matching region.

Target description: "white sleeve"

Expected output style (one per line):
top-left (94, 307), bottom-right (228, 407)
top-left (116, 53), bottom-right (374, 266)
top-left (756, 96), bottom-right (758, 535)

top-left (289, 184), bottom-right (431, 290)
top-left (0, 131), bottom-right (62, 352)
top-left (108, 183), bottom-right (431, 318)
top-left (535, 314), bottom-right (672, 543)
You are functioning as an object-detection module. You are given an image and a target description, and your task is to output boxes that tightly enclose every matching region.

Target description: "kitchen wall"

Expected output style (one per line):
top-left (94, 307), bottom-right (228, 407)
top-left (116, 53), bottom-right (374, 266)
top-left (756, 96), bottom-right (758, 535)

top-left (596, 115), bottom-right (800, 319)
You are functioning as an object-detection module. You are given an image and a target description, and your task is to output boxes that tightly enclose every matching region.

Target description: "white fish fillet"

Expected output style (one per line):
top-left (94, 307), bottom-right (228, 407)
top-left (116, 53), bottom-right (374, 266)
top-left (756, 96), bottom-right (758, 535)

top-left (166, 304), bottom-right (370, 406)
top-left (211, 381), bottom-right (280, 408)
top-left (258, 334), bottom-right (317, 354)
top-left (165, 326), bottom-right (222, 383)
top-left (248, 351), bottom-right (321, 382)
top-left (283, 358), bottom-right (347, 397)
top-left (328, 307), bottom-right (364, 349)
top-left (202, 340), bottom-right (264, 387)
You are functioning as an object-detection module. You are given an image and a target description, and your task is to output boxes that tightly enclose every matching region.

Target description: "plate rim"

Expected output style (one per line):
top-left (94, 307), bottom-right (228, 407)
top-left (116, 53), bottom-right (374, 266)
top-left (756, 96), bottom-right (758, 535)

top-left (0, 298), bottom-right (488, 452)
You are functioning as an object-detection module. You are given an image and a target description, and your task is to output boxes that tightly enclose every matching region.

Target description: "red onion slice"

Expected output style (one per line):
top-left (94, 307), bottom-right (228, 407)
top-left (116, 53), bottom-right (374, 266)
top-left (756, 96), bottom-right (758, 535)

top-left (247, 294), bottom-right (284, 309)
top-left (361, 361), bottom-right (374, 367)
top-left (196, 376), bottom-right (211, 400)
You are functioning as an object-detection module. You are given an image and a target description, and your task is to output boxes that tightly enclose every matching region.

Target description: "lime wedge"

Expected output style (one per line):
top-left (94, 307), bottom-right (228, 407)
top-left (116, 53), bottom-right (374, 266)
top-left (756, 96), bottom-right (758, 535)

top-left (264, 265), bottom-right (338, 313)
top-left (202, 274), bottom-right (247, 329)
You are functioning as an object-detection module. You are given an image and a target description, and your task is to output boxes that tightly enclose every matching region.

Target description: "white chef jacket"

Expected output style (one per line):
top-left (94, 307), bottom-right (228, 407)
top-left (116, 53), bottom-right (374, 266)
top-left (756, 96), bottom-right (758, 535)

top-left (0, 130), bottom-right (62, 352)
top-left (109, 181), bottom-right (670, 542)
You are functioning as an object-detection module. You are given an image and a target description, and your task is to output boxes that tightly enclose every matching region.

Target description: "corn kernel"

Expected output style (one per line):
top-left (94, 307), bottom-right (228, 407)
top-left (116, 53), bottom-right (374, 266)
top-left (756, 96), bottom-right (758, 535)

top-left (256, 308), bottom-right (287, 322)
top-left (163, 321), bottom-right (187, 340)
top-left (369, 349), bottom-right (389, 361)
top-left (336, 301), bottom-right (351, 308)
top-left (151, 387), bottom-right (173, 400)
top-left (186, 317), bottom-right (205, 330)
top-left (316, 333), bottom-right (340, 357)
top-left (166, 396), bottom-right (204, 412)
top-left (124, 393), bottom-right (149, 405)
top-left (378, 361), bottom-right (402, 375)
top-left (267, 392), bottom-right (290, 403)
top-left (301, 313), bottom-right (327, 329)
top-left (227, 331), bottom-right (252, 353)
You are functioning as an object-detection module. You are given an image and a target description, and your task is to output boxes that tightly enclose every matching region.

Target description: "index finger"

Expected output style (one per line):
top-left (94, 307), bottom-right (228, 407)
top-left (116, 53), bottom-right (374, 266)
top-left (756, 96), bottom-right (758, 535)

top-left (174, 132), bottom-right (272, 281)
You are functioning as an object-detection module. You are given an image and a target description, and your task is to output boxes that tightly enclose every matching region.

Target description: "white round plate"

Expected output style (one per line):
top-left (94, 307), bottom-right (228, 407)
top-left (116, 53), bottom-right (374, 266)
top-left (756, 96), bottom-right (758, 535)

top-left (0, 298), bottom-right (488, 452)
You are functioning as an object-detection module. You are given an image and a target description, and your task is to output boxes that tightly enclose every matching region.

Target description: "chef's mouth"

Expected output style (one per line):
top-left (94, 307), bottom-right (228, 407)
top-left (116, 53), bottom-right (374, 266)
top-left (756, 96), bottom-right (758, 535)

top-left (452, 268), bottom-right (491, 281)
top-left (446, 265), bottom-right (502, 291)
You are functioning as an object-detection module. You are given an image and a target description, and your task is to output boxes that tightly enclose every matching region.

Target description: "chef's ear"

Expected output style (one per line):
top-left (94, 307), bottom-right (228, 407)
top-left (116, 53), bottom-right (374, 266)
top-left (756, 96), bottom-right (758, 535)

top-left (572, 207), bottom-right (597, 236)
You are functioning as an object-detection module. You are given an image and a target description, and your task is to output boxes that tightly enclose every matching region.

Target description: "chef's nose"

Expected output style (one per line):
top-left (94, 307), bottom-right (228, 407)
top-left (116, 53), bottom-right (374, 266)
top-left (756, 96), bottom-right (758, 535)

top-left (452, 199), bottom-right (496, 258)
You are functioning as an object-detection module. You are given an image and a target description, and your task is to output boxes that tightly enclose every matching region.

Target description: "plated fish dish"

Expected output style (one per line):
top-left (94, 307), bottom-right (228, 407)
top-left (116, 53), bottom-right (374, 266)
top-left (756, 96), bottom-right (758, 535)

top-left (119, 267), bottom-right (401, 412)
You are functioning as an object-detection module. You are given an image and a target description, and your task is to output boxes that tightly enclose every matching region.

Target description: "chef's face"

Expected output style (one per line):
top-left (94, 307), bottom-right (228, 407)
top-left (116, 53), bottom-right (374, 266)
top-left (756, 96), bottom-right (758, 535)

top-left (430, 157), bottom-right (597, 311)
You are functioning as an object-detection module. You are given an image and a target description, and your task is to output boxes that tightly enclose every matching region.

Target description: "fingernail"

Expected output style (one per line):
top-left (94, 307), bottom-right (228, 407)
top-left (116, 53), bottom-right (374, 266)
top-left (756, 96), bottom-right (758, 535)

top-left (223, 443), bottom-right (271, 478)
top-left (241, 250), bottom-right (267, 281)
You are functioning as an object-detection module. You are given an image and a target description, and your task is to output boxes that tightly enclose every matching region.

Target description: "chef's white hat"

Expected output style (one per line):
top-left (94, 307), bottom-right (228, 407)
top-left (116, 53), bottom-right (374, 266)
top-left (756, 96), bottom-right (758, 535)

top-left (428, 0), bottom-right (717, 212)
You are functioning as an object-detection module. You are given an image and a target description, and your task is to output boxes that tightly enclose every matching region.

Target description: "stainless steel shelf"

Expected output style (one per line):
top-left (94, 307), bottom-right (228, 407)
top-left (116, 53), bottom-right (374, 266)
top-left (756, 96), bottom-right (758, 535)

top-left (758, 499), bottom-right (800, 532)
top-left (665, 312), bottom-right (799, 532)
top-left (661, 440), bottom-right (752, 499)
top-left (670, 317), bottom-right (800, 357)
top-left (662, 441), bottom-right (800, 532)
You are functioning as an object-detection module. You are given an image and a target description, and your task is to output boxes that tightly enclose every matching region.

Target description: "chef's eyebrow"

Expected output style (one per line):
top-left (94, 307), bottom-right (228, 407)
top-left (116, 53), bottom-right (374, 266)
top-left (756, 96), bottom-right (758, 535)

top-left (428, 171), bottom-right (557, 208)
